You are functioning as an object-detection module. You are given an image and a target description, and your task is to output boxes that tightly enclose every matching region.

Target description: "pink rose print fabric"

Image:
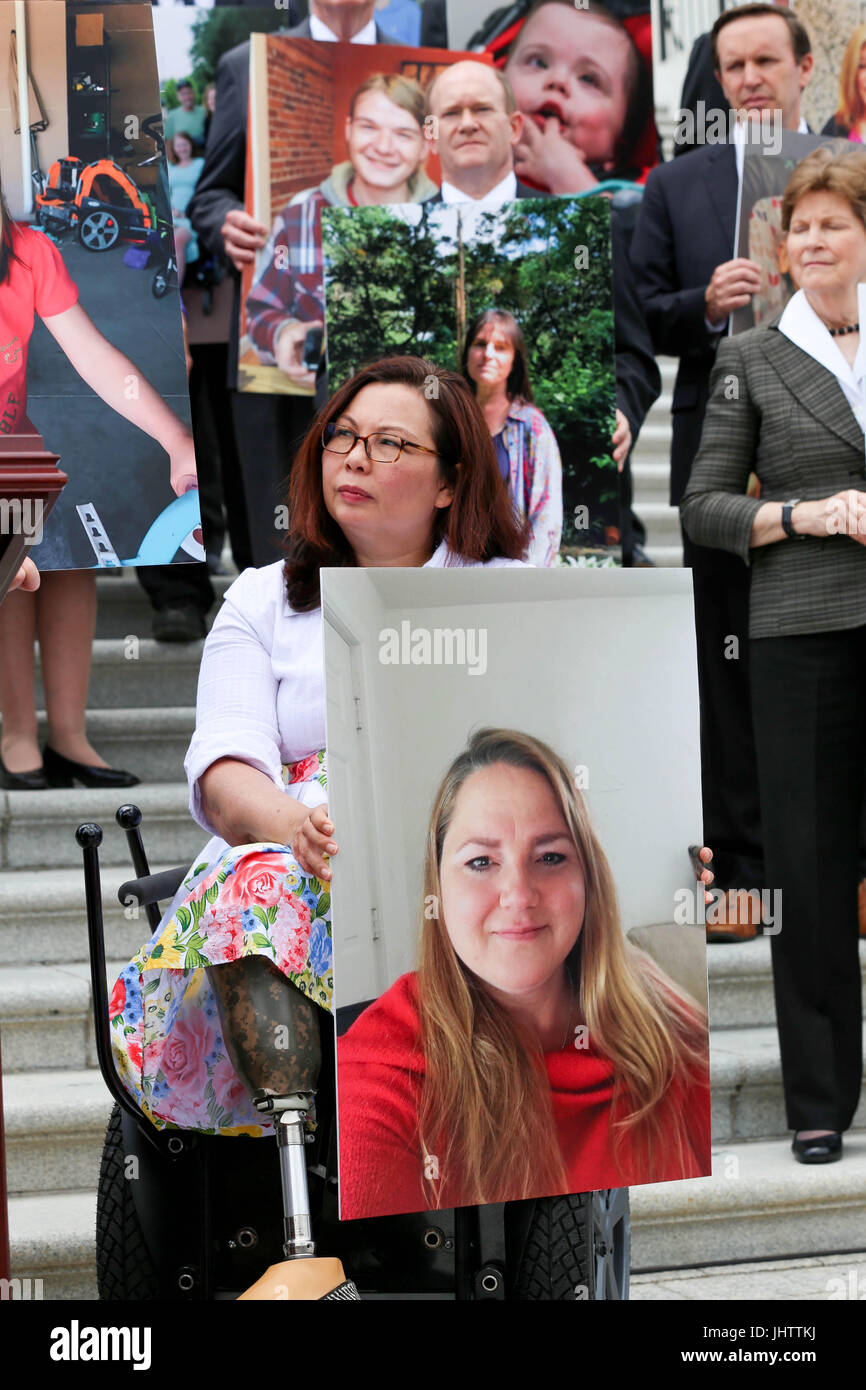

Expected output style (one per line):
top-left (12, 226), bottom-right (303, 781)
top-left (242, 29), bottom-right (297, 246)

top-left (110, 751), bottom-right (332, 1136)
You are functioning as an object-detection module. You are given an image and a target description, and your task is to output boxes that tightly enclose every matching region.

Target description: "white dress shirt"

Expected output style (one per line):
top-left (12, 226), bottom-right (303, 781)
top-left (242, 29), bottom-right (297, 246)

top-left (185, 543), bottom-right (527, 837)
top-left (732, 115), bottom-right (809, 181)
top-left (439, 170), bottom-right (518, 209)
top-left (778, 285), bottom-right (866, 436)
top-left (309, 13), bottom-right (378, 43)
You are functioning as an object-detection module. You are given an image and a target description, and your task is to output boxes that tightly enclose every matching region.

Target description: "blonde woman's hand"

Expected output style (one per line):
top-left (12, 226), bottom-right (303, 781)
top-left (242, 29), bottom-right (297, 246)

top-left (292, 804), bottom-right (338, 882)
top-left (791, 491), bottom-right (866, 545)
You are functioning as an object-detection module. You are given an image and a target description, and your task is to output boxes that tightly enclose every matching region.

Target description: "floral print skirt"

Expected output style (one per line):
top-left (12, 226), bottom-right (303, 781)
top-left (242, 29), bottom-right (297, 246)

top-left (109, 752), bottom-right (333, 1136)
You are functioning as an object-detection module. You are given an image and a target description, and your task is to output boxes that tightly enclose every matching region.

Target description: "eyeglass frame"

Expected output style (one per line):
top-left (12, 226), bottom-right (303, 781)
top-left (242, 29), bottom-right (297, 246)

top-left (321, 421), bottom-right (441, 465)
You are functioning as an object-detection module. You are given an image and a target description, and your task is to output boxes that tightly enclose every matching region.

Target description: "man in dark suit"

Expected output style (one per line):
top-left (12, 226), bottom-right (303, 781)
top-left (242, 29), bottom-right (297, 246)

top-left (631, 2), bottom-right (814, 922)
top-left (187, 5), bottom-right (399, 567)
top-left (425, 58), bottom-right (661, 536)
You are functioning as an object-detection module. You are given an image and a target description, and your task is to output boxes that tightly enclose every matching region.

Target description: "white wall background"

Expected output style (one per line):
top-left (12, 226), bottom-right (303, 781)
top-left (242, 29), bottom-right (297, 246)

top-left (323, 568), bottom-right (702, 1008)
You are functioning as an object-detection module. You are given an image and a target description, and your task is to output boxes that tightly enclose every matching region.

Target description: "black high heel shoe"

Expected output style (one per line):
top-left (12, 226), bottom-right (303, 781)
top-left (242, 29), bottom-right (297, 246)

top-left (43, 745), bottom-right (140, 789)
top-left (0, 756), bottom-right (49, 790)
top-left (792, 1131), bottom-right (842, 1164)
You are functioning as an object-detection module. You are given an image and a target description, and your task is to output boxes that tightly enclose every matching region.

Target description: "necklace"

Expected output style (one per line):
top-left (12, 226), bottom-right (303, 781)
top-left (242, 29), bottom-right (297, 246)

top-left (826, 322), bottom-right (859, 337)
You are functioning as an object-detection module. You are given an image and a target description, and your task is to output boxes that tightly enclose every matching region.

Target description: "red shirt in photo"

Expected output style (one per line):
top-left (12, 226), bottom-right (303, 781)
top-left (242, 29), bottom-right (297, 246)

top-left (0, 224), bottom-right (78, 435)
top-left (337, 971), bottom-right (711, 1220)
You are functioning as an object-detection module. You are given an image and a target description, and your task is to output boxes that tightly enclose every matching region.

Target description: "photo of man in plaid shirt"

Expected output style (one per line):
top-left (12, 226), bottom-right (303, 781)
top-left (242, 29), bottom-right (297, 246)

top-left (245, 72), bottom-right (439, 390)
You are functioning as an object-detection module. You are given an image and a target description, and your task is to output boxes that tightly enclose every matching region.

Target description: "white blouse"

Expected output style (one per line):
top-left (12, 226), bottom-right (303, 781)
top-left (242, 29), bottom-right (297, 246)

top-left (778, 286), bottom-right (866, 436)
top-left (185, 541), bottom-right (527, 837)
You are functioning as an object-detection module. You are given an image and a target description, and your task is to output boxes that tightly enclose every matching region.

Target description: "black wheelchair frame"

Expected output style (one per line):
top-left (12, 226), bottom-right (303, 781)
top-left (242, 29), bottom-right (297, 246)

top-left (77, 805), bottom-right (630, 1301)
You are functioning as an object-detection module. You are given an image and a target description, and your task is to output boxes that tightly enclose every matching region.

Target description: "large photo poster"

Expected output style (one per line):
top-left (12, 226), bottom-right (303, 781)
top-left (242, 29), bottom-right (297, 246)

top-left (732, 129), bottom-right (846, 334)
top-left (322, 566), bottom-right (711, 1222)
top-left (2, 1), bottom-right (199, 571)
top-left (240, 35), bottom-right (474, 397)
top-left (323, 194), bottom-right (618, 559)
top-left (444, 0), bottom-right (659, 194)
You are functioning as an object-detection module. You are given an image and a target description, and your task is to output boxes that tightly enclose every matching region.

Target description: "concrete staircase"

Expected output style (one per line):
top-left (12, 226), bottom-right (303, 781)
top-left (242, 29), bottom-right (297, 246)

top-left (3, 510), bottom-right (865, 1295)
top-left (631, 357), bottom-right (683, 568)
top-left (631, 938), bottom-right (866, 1270)
top-left (1, 569), bottom-right (230, 1300)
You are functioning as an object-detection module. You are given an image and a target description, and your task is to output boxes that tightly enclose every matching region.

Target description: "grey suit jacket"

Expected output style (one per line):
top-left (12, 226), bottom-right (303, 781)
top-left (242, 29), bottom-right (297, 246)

top-left (680, 317), bottom-right (866, 639)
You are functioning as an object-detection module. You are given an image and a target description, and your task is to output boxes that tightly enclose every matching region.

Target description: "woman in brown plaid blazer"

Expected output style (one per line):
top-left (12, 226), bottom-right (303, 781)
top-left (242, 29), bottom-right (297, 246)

top-left (682, 146), bottom-right (866, 1166)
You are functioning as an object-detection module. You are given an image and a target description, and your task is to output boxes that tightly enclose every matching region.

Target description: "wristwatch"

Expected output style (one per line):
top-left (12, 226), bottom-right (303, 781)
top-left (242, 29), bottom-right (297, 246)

top-left (781, 499), bottom-right (806, 540)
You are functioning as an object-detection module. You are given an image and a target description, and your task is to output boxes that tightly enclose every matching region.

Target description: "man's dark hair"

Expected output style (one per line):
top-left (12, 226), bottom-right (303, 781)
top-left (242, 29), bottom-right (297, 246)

top-left (711, 3), bottom-right (812, 71)
top-left (177, 79), bottom-right (194, 92)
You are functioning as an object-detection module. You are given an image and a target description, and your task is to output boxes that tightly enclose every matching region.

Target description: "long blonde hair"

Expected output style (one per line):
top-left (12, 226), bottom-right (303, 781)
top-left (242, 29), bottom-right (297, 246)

top-left (417, 728), bottom-right (709, 1208)
top-left (835, 25), bottom-right (866, 130)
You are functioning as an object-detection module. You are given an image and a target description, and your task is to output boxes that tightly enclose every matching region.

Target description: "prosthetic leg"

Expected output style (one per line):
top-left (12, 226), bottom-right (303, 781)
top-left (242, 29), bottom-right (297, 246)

top-left (207, 957), bottom-right (359, 1300)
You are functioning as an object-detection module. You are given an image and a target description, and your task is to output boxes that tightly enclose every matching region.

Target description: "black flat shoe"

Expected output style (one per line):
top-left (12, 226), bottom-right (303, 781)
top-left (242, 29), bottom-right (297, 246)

top-left (0, 756), bottom-right (49, 790)
top-left (43, 745), bottom-right (140, 789)
top-left (792, 1132), bottom-right (842, 1164)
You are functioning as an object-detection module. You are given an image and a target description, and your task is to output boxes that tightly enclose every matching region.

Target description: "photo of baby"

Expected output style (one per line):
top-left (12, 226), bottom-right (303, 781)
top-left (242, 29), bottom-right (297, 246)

top-left (447, 0), bottom-right (658, 194)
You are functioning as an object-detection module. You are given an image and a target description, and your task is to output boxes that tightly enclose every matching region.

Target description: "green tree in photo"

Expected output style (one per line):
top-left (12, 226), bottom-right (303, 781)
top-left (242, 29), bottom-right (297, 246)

top-left (322, 196), bottom-right (618, 555)
top-left (323, 205), bottom-right (459, 385)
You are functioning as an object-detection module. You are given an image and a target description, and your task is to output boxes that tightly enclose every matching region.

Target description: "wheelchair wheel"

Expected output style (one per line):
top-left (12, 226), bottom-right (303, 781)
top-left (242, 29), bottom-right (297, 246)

top-left (96, 1103), bottom-right (160, 1300)
top-left (78, 210), bottom-right (120, 251)
top-left (511, 1188), bottom-right (630, 1300)
top-left (151, 265), bottom-right (170, 298)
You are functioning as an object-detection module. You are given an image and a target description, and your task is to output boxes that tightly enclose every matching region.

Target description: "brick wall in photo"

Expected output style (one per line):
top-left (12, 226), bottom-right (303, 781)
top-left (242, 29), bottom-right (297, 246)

top-left (267, 40), bottom-right (335, 210)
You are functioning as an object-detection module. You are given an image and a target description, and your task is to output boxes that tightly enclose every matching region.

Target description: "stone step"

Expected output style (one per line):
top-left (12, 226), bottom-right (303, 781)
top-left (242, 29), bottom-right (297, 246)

top-left (710, 1022), bottom-right (866, 1144)
top-left (631, 1133), bottom-right (866, 1271)
top-left (0, 960), bottom-right (131, 1073)
top-left (630, 420), bottom-right (673, 459)
top-left (0, 782), bottom-right (203, 870)
top-left (11, 1137), bottom-right (866, 1297)
top-left (3, 1068), bottom-right (114, 1195)
top-left (709, 936), bottom-right (866, 1032)
top-left (0, 863), bottom-right (170, 966)
top-left (36, 639), bottom-right (204, 710)
top-left (630, 459), bottom-right (670, 498)
top-left (631, 500), bottom-right (681, 535)
top-left (640, 544), bottom-right (684, 568)
top-left (8, 1190), bottom-right (98, 1300)
top-left (93, 568), bottom-right (234, 640)
top-left (17, 706), bottom-right (196, 784)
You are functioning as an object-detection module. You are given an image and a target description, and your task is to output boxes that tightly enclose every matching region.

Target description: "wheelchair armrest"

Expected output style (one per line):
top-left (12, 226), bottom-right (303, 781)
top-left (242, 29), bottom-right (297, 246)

top-left (118, 865), bottom-right (188, 911)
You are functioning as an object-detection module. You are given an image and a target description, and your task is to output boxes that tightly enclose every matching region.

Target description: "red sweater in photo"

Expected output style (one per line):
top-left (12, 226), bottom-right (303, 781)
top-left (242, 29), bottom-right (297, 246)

top-left (337, 972), bottom-right (711, 1221)
top-left (0, 225), bottom-right (78, 435)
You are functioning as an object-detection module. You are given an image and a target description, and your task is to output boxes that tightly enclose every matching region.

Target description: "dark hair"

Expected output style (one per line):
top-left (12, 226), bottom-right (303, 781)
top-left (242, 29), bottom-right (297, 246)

top-left (711, 3), bottom-right (812, 71)
top-left (282, 356), bottom-right (529, 611)
top-left (0, 180), bottom-right (19, 286)
top-left (516, 0), bottom-right (653, 171)
top-left (461, 309), bottom-right (534, 403)
top-left (177, 79), bottom-right (195, 93)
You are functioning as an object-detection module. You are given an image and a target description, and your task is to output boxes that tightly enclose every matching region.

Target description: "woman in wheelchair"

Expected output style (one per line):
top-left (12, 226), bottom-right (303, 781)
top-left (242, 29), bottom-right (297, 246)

top-left (108, 356), bottom-right (529, 1131)
top-left (337, 728), bottom-right (712, 1221)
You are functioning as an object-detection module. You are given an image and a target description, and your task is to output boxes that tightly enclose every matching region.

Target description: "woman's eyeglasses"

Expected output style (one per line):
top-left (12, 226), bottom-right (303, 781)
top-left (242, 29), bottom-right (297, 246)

top-left (322, 422), bottom-right (439, 465)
